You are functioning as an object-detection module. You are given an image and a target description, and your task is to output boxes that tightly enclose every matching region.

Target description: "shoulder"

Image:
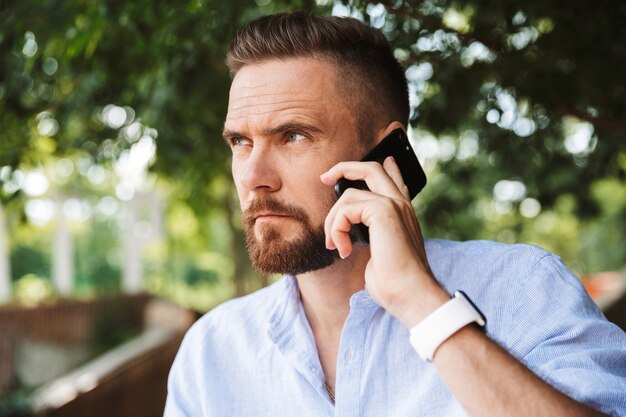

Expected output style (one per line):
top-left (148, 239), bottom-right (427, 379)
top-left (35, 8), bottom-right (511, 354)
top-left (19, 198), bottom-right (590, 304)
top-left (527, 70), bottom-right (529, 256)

top-left (425, 239), bottom-right (552, 267)
top-left (166, 278), bottom-right (292, 416)
top-left (425, 239), bottom-right (561, 292)
top-left (423, 239), bottom-right (603, 340)
top-left (183, 276), bottom-right (291, 347)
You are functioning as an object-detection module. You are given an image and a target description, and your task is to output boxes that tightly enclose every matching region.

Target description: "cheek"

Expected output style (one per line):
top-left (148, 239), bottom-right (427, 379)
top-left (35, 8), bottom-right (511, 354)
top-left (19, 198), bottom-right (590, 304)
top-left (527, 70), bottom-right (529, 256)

top-left (231, 163), bottom-right (247, 207)
top-left (289, 177), bottom-right (336, 222)
top-left (286, 155), bottom-right (344, 210)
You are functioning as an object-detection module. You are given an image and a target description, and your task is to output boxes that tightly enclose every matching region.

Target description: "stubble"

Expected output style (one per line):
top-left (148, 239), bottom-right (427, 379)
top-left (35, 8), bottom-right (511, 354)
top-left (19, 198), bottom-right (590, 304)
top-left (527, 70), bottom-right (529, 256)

top-left (242, 196), bottom-right (340, 275)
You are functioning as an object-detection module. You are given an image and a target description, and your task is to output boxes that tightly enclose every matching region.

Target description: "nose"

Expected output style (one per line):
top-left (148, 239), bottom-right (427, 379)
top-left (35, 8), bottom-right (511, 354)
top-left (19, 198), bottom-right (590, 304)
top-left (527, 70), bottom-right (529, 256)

top-left (236, 144), bottom-right (281, 193)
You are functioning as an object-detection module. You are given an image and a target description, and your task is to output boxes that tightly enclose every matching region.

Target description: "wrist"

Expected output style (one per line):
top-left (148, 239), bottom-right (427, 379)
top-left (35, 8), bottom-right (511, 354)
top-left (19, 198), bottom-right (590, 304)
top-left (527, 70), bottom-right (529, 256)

top-left (409, 290), bottom-right (487, 361)
top-left (394, 282), bottom-right (451, 329)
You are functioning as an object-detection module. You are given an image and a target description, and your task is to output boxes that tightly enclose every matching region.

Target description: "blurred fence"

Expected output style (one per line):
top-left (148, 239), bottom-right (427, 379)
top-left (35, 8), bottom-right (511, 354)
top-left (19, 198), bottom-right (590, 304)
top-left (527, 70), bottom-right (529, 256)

top-left (0, 295), bottom-right (197, 417)
top-left (0, 295), bottom-right (147, 346)
top-left (32, 329), bottom-right (184, 417)
top-left (0, 295), bottom-right (149, 395)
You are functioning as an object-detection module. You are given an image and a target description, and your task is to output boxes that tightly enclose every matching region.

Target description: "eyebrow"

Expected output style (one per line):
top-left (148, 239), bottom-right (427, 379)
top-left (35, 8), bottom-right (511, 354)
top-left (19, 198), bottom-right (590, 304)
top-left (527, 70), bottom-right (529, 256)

top-left (222, 122), bottom-right (323, 143)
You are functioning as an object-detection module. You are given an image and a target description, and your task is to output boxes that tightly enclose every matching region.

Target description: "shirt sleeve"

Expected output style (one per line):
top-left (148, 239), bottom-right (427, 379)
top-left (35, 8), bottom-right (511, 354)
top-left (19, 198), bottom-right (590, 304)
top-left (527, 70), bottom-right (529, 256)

top-left (504, 253), bottom-right (626, 417)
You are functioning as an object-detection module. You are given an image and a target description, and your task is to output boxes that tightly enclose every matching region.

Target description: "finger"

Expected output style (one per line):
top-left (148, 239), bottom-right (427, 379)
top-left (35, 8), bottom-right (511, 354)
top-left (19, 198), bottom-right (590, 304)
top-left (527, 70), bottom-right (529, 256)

top-left (328, 199), bottom-right (377, 258)
top-left (324, 188), bottom-right (374, 250)
top-left (320, 161), bottom-right (379, 184)
top-left (336, 188), bottom-right (424, 258)
top-left (320, 161), bottom-right (404, 200)
top-left (329, 204), bottom-right (357, 258)
top-left (383, 156), bottom-right (410, 200)
top-left (330, 196), bottom-right (418, 260)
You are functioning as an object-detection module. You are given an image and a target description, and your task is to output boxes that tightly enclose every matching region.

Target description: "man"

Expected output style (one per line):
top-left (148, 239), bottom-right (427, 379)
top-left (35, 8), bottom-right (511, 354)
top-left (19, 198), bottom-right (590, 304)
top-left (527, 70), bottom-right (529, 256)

top-left (165, 12), bottom-right (626, 417)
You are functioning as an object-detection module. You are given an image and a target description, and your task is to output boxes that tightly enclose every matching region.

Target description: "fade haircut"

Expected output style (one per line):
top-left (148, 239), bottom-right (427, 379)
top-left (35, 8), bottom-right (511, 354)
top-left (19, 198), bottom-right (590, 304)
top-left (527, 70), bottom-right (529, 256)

top-left (226, 11), bottom-right (409, 144)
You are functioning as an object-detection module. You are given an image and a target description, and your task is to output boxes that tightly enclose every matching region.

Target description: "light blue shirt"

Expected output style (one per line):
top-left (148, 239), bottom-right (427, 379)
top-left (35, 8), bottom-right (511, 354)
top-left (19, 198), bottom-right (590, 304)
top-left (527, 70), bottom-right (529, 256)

top-left (165, 240), bottom-right (626, 416)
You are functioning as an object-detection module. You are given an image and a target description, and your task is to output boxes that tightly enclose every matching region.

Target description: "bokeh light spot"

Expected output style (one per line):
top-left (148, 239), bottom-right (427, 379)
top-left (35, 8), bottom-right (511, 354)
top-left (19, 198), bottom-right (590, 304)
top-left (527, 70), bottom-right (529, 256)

top-left (23, 171), bottom-right (49, 196)
top-left (520, 198), bottom-right (541, 218)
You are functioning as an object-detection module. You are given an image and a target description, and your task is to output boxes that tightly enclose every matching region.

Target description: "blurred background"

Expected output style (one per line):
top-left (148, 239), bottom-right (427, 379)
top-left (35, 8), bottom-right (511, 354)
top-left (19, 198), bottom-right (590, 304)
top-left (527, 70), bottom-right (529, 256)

top-left (1, 0), bottom-right (625, 416)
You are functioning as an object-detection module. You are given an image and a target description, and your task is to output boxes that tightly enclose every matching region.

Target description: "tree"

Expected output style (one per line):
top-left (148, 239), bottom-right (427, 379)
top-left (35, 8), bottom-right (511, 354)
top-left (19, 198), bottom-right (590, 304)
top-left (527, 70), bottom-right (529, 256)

top-left (1, 0), bottom-right (625, 297)
top-left (1, 0), bottom-right (321, 299)
top-left (341, 0), bottom-right (626, 270)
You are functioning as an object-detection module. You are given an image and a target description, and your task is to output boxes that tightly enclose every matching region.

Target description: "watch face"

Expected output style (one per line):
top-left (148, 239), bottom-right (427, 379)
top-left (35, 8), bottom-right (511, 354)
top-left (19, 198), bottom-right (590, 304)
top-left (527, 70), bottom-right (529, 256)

top-left (456, 290), bottom-right (487, 327)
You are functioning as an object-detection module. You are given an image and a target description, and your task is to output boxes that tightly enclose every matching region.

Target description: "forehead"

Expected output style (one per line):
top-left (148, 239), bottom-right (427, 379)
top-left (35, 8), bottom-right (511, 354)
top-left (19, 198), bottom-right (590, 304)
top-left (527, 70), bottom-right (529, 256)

top-left (225, 58), bottom-right (345, 132)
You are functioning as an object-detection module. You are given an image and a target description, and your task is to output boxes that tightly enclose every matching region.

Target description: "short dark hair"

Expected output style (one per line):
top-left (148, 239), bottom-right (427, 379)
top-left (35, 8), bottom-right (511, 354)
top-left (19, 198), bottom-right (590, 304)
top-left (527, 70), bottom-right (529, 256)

top-left (226, 12), bottom-right (409, 142)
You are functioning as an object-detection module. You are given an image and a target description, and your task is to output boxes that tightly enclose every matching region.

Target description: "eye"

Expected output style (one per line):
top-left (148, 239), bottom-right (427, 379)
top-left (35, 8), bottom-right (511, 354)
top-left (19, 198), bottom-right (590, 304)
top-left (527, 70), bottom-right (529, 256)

top-left (227, 136), bottom-right (252, 148)
top-left (286, 132), bottom-right (306, 143)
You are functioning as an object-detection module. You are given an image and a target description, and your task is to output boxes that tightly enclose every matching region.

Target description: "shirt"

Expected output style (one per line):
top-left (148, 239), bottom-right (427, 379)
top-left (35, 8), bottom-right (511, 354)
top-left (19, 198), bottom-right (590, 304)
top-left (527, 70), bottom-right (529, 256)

top-left (164, 240), bottom-right (626, 417)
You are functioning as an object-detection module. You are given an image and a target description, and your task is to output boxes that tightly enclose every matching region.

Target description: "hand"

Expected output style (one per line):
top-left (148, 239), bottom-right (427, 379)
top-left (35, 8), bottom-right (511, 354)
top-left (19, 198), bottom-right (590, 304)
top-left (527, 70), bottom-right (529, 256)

top-left (320, 157), bottom-right (450, 328)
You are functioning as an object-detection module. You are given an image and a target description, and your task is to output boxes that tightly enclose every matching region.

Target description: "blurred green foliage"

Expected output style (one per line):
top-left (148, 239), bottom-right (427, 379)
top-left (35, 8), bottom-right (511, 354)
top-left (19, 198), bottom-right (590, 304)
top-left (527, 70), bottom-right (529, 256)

top-left (73, 218), bottom-right (122, 295)
top-left (90, 298), bottom-right (141, 355)
top-left (0, 385), bottom-right (33, 417)
top-left (0, 0), bottom-right (625, 313)
top-left (10, 246), bottom-right (49, 283)
top-left (12, 274), bottom-right (56, 306)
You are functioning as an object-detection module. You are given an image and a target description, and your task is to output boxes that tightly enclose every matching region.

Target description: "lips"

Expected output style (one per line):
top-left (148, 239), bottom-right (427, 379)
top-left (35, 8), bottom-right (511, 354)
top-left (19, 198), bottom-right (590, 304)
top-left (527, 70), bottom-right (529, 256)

top-left (243, 198), bottom-right (308, 227)
top-left (254, 213), bottom-right (291, 220)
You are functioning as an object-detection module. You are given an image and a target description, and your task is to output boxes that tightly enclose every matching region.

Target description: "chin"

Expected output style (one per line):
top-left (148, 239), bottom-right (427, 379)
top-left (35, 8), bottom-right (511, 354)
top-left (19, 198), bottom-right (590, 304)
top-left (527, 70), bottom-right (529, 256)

top-left (255, 223), bottom-right (297, 242)
top-left (246, 235), bottom-right (340, 276)
top-left (245, 212), bottom-right (339, 275)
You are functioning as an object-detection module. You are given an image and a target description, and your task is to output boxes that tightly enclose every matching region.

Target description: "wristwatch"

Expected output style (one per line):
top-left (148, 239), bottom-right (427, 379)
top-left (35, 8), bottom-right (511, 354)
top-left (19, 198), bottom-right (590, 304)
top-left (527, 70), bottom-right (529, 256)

top-left (409, 290), bottom-right (486, 362)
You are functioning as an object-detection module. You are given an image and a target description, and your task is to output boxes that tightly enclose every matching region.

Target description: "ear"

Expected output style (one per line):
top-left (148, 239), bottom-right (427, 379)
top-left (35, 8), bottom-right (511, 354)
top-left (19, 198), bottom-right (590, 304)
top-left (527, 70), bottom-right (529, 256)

top-left (374, 121), bottom-right (407, 145)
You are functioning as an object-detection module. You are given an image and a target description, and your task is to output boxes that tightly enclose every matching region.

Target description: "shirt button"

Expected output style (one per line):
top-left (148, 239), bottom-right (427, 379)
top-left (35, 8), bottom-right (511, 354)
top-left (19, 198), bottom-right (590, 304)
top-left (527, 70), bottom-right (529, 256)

top-left (345, 349), bottom-right (353, 362)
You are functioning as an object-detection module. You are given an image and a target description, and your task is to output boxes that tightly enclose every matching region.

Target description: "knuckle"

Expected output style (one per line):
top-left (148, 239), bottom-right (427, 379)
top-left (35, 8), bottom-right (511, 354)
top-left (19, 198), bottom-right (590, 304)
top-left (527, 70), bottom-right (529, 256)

top-left (400, 199), bottom-right (413, 211)
top-left (342, 187), bottom-right (359, 199)
top-left (400, 201), bottom-right (415, 217)
top-left (371, 161), bottom-right (386, 173)
top-left (377, 196), bottom-right (396, 211)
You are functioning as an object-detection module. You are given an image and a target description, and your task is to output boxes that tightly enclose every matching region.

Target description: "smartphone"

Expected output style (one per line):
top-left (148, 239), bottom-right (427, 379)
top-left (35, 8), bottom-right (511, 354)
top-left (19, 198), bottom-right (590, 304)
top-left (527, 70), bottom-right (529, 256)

top-left (334, 128), bottom-right (427, 244)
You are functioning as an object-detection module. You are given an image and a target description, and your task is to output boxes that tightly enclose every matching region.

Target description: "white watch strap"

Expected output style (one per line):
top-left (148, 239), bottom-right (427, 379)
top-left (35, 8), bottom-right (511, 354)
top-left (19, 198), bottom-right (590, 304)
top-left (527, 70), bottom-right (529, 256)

top-left (409, 291), bottom-right (486, 362)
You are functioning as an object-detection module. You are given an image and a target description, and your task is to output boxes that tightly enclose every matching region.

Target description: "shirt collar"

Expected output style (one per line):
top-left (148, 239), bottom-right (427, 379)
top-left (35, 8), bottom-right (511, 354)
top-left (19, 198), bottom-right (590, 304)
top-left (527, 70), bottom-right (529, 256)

top-left (267, 275), bottom-right (302, 343)
top-left (349, 285), bottom-right (379, 309)
top-left (266, 275), bottom-right (380, 407)
top-left (267, 275), bottom-right (380, 343)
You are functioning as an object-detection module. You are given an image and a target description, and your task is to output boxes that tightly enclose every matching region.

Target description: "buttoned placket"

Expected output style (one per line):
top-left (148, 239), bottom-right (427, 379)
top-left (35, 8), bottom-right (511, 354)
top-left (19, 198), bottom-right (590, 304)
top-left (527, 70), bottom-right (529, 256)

top-left (333, 289), bottom-right (380, 417)
top-left (268, 278), bottom-right (381, 416)
top-left (267, 277), bottom-right (336, 414)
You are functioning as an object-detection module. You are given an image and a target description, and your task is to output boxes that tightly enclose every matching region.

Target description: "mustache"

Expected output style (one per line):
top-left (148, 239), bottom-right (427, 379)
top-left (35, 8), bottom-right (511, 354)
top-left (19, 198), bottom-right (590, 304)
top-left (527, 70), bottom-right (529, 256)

top-left (242, 197), bottom-right (309, 225)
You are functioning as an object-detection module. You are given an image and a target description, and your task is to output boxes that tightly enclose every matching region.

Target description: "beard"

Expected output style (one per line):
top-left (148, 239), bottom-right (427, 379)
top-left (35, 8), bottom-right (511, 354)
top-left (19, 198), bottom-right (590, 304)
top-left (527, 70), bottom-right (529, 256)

top-left (242, 196), bottom-right (340, 275)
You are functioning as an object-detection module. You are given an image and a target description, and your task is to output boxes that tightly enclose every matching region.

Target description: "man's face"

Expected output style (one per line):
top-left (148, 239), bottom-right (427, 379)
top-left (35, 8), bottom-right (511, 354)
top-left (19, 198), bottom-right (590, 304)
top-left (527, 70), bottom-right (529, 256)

top-left (224, 58), bottom-right (364, 275)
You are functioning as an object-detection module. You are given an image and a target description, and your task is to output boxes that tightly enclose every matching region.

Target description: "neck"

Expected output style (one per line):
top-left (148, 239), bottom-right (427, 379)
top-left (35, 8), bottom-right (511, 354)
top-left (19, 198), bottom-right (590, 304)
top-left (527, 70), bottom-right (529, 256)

top-left (296, 244), bottom-right (370, 335)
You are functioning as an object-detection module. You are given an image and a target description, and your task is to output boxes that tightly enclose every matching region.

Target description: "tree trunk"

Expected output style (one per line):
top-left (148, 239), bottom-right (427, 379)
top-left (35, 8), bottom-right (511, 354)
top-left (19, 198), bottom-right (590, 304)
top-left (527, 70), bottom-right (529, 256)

top-left (0, 204), bottom-right (11, 303)
top-left (225, 194), bottom-right (253, 297)
top-left (122, 196), bottom-right (142, 294)
top-left (52, 198), bottom-right (74, 296)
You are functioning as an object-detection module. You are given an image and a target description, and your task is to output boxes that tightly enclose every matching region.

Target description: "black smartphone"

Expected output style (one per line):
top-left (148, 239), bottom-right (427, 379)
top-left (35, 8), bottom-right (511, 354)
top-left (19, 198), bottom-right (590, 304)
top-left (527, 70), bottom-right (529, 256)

top-left (333, 128), bottom-right (427, 244)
